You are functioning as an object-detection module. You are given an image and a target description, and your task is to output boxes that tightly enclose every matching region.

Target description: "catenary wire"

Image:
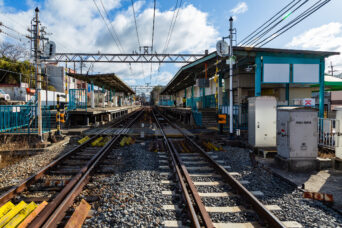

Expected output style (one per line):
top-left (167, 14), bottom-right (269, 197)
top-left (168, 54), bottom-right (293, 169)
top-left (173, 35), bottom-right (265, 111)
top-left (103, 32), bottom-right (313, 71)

top-left (238, 0), bottom-right (299, 46)
top-left (255, 0), bottom-right (330, 47)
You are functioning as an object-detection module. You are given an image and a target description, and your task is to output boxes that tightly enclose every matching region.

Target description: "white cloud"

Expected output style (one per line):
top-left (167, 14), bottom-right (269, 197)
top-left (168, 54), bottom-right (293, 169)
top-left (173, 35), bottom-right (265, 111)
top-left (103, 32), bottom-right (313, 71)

top-left (0, 0), bottom-right (218, 85)
top-left (152, 71), bottom-right (173, 85)
top-left (230, 2), bottom-right (248, 15)
top-left (287, 22), bottom-right (342, 74)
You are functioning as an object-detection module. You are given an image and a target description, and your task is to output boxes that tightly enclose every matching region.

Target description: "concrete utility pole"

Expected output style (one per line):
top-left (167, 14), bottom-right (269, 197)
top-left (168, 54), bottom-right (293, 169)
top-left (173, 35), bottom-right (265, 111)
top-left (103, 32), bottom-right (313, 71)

top-left (34, 7), bottom-right (43, 140)
top-left (228, 17), bottom-right (234, 135)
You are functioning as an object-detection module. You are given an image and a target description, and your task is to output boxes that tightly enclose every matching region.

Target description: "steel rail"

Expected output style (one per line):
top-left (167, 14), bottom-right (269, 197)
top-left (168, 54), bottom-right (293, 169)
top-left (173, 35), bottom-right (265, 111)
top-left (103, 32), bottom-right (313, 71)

top-left (151, 109), bottom-right (201, 228)
top-left (168, 140), bottom-right (214, 228)
top-left (36, 109), bottom-right (144, 227)
top-left (156, 107), bottom-right (286, 228)
top-left (0, 108), bottom-right (141, 207)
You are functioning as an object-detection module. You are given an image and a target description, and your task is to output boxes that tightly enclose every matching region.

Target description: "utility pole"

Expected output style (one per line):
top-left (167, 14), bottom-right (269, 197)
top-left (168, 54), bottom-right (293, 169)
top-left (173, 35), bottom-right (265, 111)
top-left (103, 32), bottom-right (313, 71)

top-left (228, 17), bottom-right (234, 136)
top-left (329, 61), bottom-right (337, 76)
top-left (34, 7), bottom-right (43, 140)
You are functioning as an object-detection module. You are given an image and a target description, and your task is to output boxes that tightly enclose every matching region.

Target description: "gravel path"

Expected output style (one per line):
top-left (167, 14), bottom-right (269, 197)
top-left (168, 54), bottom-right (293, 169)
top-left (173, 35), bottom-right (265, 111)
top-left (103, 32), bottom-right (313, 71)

top-left (83, 143), bottom-right (178, 227)
top-left (0, 137), bottom-right (76, 194)
top-left (212, 146), bottom-right (342, 228)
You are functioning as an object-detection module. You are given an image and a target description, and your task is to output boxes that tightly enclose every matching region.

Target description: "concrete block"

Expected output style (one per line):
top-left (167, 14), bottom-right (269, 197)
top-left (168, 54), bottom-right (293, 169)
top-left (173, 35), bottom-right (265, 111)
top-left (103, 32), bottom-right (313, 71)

top-left (316, 157), bottom-right (332, 170)
top-left (275, 155), bottom-right (317, 172)
top-left (332, 157), bottom-right (342, 170)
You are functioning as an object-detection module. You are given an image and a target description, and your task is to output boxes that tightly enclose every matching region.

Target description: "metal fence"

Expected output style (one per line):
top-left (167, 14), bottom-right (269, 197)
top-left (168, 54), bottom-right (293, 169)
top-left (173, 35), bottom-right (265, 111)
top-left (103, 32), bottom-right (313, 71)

top-left (69, 89), bottom-right (87, 110)
top-left (192, 110), bottom-right (202, 126)
top-left (159, 100), bottom-right (174, 106)
top-left (219, 104), bottom-right (248, 130)
top-left (0, 105), bottom-right (51, 134)
top-left (318, 118), bottom-right (339, 149)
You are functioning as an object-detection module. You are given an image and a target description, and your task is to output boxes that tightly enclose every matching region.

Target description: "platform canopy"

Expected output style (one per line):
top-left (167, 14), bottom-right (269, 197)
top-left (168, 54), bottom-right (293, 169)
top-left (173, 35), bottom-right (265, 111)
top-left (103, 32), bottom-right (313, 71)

top-left (67, 72), bottom-right (135, 94)
top-left (161, 46), bottom-right (338, 95)
top-left (312, 75), bottom-right (342, 91)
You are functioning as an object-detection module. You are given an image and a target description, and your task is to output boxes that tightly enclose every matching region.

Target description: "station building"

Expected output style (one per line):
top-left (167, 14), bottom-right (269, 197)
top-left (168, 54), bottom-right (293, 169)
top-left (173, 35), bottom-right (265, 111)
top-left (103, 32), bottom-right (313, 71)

top-left (159, 47), bottom-right (339, 129)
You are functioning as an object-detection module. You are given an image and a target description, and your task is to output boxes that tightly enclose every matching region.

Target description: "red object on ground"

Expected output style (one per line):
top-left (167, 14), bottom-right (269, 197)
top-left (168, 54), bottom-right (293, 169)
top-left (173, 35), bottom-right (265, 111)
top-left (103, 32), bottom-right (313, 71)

top-left (303, 191), bottom-right (334, 202)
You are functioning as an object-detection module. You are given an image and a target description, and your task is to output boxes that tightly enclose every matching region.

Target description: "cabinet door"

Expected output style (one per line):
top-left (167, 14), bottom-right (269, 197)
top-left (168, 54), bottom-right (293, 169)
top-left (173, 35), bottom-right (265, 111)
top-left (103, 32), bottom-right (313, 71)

top-left (277, 119), bottom-right (289, 158)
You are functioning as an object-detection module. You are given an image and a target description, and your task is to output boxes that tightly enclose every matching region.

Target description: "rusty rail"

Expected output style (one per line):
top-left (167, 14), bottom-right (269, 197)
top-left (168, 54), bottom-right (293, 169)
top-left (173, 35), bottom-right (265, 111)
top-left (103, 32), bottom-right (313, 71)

top-left (154, 107), bottom-right (286, 228)
top-left (151, 109), bottom-right (201, 228)
top-left (34, 109), bottom-right (144, 227)
top-left (0, 108), bottom-right (143, 227)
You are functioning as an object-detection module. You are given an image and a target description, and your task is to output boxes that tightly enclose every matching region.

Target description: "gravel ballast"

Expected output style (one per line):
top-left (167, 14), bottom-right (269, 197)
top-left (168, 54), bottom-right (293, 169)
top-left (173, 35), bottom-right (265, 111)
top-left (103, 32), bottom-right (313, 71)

top-left (83, 143), bottom-right (181, 227)
top-left (210, 146), bottom-right (342, 228)
top-left (0, 137), bottom-right (75, 193)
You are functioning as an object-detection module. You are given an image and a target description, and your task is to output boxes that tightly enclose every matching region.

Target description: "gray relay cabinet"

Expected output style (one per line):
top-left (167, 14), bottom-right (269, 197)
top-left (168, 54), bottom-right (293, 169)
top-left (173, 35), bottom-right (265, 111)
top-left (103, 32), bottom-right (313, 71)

top-left (277, 107), bottom-right (318, 159)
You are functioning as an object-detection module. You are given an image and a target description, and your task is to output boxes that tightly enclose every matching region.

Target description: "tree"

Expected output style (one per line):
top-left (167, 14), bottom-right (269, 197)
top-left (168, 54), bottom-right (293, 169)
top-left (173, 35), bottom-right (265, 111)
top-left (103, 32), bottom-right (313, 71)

top-left (0, 57), bottom-right (34, 85)
top-left (0, 42), bottom-right (29, 61)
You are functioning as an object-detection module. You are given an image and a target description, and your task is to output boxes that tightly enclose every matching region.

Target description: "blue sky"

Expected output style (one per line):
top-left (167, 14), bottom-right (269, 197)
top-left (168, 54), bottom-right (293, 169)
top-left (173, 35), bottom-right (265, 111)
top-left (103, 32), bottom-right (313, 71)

top-left (1, 0), bottom-right (342, 86)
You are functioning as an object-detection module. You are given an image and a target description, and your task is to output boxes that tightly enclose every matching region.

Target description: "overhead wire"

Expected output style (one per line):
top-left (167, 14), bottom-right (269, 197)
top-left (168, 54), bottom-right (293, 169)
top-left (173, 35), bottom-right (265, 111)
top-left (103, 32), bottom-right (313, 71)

top-left (243, 0), bottom-right (310, 47)
top-left (238, 0), bottom-right (299, 46)
top-left (131, 0), bottom-right (141, 47)
top-left (163, 0), bottom-right (183, 54)
top-left (254, 0), bottom-right (330, 47)
top-left (157, 0), bottom-right (179, 73)
top-left (99, 0), bottom-right (125, 53)
top-left (0, 30), bottom-right (24, 42)
top-left (150, 0), bottom-right (157, 84)
top-left (93, 0), bottom-right (123, 53)
top-left (0, 22), bottom-right (29, 40)
top-left (130, 0), bottom-right (145, 84)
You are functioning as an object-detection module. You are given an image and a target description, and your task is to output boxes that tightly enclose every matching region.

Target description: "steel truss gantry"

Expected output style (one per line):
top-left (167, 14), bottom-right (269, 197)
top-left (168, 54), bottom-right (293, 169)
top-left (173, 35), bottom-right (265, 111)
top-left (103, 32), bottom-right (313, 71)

top-left (47, 53), bottom-right (205, 63)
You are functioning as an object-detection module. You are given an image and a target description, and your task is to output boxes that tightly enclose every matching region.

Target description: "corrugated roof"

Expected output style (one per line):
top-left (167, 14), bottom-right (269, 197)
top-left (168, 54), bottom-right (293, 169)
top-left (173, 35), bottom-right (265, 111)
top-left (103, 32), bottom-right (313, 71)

top-left (67, 72), bottom-right (135, 94)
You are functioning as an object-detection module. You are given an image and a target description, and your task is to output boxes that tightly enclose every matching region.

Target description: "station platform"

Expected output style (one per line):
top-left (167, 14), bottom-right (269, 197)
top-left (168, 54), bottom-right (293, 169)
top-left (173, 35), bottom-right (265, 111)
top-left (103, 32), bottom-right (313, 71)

top-left (158, 106), bottom-right (194, 126)
top-left (158, 106), bottom-right (192, 113)
top-left (67, 106), bottom-right (140, 126)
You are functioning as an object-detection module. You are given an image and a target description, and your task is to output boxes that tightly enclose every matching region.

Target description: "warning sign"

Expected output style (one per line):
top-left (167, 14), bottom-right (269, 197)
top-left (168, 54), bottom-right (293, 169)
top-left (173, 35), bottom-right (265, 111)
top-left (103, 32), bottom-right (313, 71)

top-left (303, 98), bottom-right (315, 107)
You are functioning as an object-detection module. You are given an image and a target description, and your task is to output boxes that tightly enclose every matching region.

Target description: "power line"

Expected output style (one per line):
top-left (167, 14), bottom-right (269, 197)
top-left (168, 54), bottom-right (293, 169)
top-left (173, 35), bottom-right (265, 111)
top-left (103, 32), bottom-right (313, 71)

top-left (255, 0), bottom-right (331, 47)
top-left (131, 0), bottom-right (141, 47)
top-left (244, 0), bottom-right (309, 47)
top-left (238, 0), bottom-right (299, 46)
top-left (93, 0), bottom-right (123, 53)
top-left (99, 0), bottom-right (125, 53)
top-left (0, 22), bottom-right (29, 40)
top-left (0, 29), bottom-right (25, 42)
top-left (0, 68), bottom-right (32, 77)
top-left (151, 0), bottom-right (156, 52)
top-left (158, 0), bottom-right (181, 72)
top-left (150, 0), bottom-right (157, 84)
top-left (163, 0), bottom-right (183, 54)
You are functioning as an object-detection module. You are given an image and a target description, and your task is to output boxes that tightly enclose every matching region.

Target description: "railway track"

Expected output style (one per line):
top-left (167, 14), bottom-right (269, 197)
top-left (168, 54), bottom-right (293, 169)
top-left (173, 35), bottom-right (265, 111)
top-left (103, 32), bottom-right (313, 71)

top-left (0, 108), bottom-right (143, 227)
top-left (152, 108), bottom-right (296, 228)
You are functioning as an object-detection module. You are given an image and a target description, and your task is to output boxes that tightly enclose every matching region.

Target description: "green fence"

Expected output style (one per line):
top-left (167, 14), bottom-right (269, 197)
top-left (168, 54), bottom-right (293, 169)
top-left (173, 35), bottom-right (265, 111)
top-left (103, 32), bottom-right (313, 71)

top-left (159, 100), bottom-right (174, 106)
top-left (69, 89), bottom-right (87, 110)
top-left (0, 105), bottom-right (51, 134)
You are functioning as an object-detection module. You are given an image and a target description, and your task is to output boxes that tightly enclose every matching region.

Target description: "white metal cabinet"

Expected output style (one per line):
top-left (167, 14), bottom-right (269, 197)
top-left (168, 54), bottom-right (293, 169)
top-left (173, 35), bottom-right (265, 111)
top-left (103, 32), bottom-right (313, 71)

top-left (248, 96), bottom-right (277, 147)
